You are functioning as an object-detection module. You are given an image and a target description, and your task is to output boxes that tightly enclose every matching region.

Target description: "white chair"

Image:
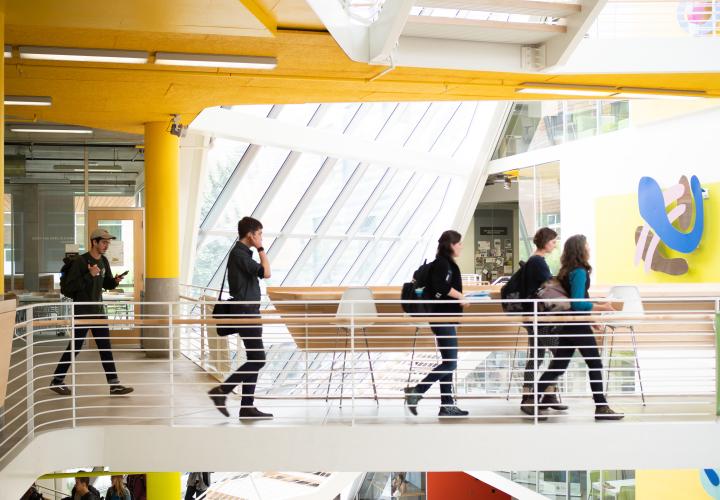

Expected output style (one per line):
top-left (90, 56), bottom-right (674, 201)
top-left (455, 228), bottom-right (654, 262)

top-left (603, 286), bottom-right (646, 405)
top-left (326, 287), bottom-right (379, 406)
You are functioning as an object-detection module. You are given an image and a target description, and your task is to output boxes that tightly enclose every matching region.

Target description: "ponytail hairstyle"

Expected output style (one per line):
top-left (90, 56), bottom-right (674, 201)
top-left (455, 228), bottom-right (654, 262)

top-left (557, 234), bottom-right (591, 286)
top-left (436, 230), bottom-right (462, 260)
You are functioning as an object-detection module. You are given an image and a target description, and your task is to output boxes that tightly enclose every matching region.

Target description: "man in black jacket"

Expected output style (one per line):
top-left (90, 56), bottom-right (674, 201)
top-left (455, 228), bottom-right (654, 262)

top-left (208, 217), bottom-right (272, 419)
top-left (49, 228), bottom-right (133, 396)
top-left (63, 477), bottom-right (100, 500)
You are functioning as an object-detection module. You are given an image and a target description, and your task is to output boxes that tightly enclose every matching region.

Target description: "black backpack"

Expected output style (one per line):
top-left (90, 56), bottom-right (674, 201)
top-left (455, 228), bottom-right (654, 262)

top-left (401, 259), bottom-right (435, 316)
top-left (500, 261), bottom-right (527, 313)
top-left (59, 254), bottom-right (86, 299)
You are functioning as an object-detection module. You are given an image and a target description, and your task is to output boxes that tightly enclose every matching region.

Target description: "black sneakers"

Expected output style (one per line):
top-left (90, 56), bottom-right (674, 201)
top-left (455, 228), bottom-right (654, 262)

top-left (239, 407), bottom-right (274, 419)
top-left (208, 387), bottom-right (230, 417)
top-left (109, 385), bottom-right (134, 395)
top-left (403, 387), bottom-right (422, 416)
top-left (438, 405), bottom-right (469, 417)
top-left (49, 382), bottom-right (71, 396)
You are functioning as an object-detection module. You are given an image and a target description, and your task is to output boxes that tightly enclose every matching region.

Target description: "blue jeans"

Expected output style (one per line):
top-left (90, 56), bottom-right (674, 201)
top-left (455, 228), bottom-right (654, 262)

top-left (414, 326), bottom-right (458, 406)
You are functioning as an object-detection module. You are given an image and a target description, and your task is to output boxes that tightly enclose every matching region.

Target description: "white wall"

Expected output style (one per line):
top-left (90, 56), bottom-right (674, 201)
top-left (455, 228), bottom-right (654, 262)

top-left (488, 105), bottom-right (720, 269)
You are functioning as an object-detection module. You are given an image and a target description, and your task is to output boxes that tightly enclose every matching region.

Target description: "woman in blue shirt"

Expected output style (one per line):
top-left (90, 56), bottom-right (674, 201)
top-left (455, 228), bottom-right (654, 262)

top-left (536, 234), bottom-right (623, 420)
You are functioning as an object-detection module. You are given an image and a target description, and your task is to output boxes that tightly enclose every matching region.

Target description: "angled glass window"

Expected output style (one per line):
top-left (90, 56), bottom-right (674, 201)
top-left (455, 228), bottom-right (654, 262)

top-left (316, 239), bottom-right (369, 285)
top-left (192, 234), bottom-right (237, 287)
top-left (285, 238), bottom-right (341, 285)
top-left (216, 146), bottom-right (291, 229)
top-left (265, 237), bottom-right (309, 286)
top-left (327, 164), bottom-right (387, 234)
top-left (292, 159), bottom-right (359, 234)
top-left (356, 169), bottom-right (414, 235)
top-left (261, 153), bottom-right (326, 233)
top-left (200, 139), bottom-right (250, 221)
top-left (191, 100), bottom-right (500, 288)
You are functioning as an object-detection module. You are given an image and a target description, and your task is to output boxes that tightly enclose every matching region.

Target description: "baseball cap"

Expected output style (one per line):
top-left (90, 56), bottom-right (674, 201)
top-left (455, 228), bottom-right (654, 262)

top-left (90, 228), bottom-right (116, 241)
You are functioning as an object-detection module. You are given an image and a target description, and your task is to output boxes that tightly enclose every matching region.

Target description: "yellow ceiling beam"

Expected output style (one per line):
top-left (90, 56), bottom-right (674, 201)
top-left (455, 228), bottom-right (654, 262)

top-left (5, 27), bottom-right (720, 134)
top-left (238, 0), bottom-right (277, 34)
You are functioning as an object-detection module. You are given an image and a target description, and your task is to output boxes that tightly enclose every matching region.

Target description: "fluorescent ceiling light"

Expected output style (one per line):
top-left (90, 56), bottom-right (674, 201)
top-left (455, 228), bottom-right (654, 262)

top-left (19, 46), bottom-right (149, 64)
top-left (74, 191), bottom-right (128, 195)
top-left (155, 52), bottom-right (277, 69)
top-left (517, 83), bottom-right (616, 97)
top-left (54, 164), bottom-right (121, 172)
top-left (5, 95), bottom-right (52, 106)
top-left (615, 87), bottom-right (706, 100)
top-left (4, 45), bottom-right (11, 58)
top-left (10, 125), bottom-right (93, 134)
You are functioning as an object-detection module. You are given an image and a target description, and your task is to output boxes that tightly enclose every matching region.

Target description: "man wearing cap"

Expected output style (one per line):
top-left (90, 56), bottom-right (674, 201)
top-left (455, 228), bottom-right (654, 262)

top-left (49, 228), bottom-right (134, 396)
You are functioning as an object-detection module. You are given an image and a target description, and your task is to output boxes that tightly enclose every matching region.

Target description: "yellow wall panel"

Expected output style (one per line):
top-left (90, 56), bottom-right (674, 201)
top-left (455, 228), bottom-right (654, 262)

top-left (637, 470), bottom-right (712, 500)
top-left (595, 182), bottom-right (720, 284)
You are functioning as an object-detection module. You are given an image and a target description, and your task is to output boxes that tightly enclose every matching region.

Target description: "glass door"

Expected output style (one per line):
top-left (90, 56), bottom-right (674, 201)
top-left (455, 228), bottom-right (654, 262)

top-left (88, 208), bottom-right (144, 342)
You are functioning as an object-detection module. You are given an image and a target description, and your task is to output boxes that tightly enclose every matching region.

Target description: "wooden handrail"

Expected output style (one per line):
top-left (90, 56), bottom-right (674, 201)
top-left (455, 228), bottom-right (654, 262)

top-left (30, 312), bottom-right (716, 328)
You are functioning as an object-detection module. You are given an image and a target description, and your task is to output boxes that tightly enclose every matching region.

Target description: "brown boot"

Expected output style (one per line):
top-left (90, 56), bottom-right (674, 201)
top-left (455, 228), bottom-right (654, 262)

top-left (520, 386), bottom-right (548, 421)
top-left (540, 384), bottom-right (568, 411)
top-left (595, 404), bottom-right (624, 421)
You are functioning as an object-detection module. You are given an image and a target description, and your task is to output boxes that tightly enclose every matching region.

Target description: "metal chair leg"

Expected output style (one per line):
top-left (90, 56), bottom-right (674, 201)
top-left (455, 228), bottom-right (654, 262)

top-left (407, 328), bottom-right (418, 386)
top-left (506, 327), bottom-right (521, 400)
top-left (630, 326), bottom-right (646, 405)
top-left (604, 326), bottom-right (616, 395)
top-left (339, 334), bottom-right (349, 408)
top-left (364, 330), bottom-right (379, 405)
top-left (325, 328), bottom-right (340, 403)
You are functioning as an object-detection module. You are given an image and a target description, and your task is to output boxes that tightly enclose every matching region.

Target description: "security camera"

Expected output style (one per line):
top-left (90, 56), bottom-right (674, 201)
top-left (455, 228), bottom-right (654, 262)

top-left (169, 115), bottom-right (187, 138)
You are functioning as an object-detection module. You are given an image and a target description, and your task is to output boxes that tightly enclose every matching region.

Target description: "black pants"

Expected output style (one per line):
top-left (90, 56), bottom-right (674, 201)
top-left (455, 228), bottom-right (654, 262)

top-left (184, 486), bottom-right (205, 500)
top-left (219, 306), bottom-right (265, 408)
top-left (537, 324), bottom-right (608, 404)
top-left (52, 316), bottom-right (119, 385)
top-left (522, 325), bottom-right (557, 387)
top-left (414, 325), bottom-right (457, 406)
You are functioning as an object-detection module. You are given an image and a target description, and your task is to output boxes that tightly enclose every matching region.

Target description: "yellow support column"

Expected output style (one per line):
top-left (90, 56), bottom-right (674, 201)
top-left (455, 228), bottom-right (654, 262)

top-left (143, 122), bottom-right (180, 358)
top-left (146, 472), bottom-right (182, 500)
top-left (0, 7), bottom-right (5, 293)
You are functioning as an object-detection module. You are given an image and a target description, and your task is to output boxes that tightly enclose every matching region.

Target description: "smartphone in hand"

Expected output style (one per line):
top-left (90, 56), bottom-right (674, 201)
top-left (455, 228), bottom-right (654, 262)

top-left (116, 270), bottom-right (129, 279)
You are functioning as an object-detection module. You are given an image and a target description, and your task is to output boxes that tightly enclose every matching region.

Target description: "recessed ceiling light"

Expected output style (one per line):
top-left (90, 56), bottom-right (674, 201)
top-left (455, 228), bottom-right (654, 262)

top-left (19, 46), bottom-right (149, 64)
top-left (4, 45), bottom-right (11, 58)
top-left (10, 125), bottom-right (93, 134)
top-left (154, 52), bottom-right (277, 70)
top-left (5, 96), bottom-right (52, 106)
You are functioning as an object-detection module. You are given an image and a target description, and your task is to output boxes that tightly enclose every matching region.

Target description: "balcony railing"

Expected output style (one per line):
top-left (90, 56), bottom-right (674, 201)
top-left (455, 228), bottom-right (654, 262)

top-left (0, 294), bottom-right (717, 470)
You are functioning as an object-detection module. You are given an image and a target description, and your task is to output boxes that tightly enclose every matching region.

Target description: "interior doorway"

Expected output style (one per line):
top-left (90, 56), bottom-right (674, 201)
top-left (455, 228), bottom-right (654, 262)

top-left (87, 208), bottom-right (144, 342)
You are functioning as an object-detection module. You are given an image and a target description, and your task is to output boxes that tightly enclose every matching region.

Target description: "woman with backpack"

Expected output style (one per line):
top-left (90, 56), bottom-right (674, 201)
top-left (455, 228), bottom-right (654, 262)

top-left (519, 227), bottom-right (567, 420)
top-left (535, 234), bottom-right (623, 420)
top-left (404, 230), bottom-right (469, 417)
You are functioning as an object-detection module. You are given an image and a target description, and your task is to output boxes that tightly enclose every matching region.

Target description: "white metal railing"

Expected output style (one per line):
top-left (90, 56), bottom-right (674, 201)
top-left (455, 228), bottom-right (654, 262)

top-left (0, 295), bottom-right (717, 469)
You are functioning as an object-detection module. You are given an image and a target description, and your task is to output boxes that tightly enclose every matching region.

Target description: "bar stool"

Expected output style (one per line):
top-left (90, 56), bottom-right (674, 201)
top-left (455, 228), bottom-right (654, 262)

top-left (326, 287), bottom-right (379, 406)
top-left (603, 286), bottom-right (646, 405)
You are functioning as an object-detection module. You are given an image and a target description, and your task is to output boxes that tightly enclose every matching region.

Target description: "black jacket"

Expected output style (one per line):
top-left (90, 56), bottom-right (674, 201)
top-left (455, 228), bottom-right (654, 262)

top-left (63, 485), bottom-right (101, 500)
top-left (428, 255), bottom-right (463, 315)
top-left (228, 242), bottom-right (263, 304)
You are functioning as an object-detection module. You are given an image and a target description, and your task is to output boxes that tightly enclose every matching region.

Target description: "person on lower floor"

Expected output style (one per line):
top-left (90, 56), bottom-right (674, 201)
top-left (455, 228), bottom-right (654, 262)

top-left (535, 234), bottom-right (623, 421)
top-left (185, 472), bottom-right (211, 500)
top-left (404, 230), bottom-right (469, 417)
top-left (49, 228), bottom-right (133, 397)
top-left (519, 227), bottom-right (568, 418)
top-left (63, 477), bottom-right (100, 500)
top-left (105, 475), bottom-right (130, 500)
top-left (208, 216), bottom-right (273, 420)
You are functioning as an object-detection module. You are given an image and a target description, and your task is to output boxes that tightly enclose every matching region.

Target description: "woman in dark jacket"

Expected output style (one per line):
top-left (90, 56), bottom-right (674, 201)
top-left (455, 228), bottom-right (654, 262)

top-left (520, 227), bottom-right (566, 419)
top-left (536, 234), bottom-right (623, 420)
top-left (404, 230), bottom-right (469, 417)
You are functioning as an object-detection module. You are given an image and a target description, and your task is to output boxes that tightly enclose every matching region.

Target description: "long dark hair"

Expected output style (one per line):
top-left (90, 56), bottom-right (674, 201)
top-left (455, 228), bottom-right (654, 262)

top-left (557, 234), bottom-right (591, 286)
top-left (437, 230), bottom-right (462, 260)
